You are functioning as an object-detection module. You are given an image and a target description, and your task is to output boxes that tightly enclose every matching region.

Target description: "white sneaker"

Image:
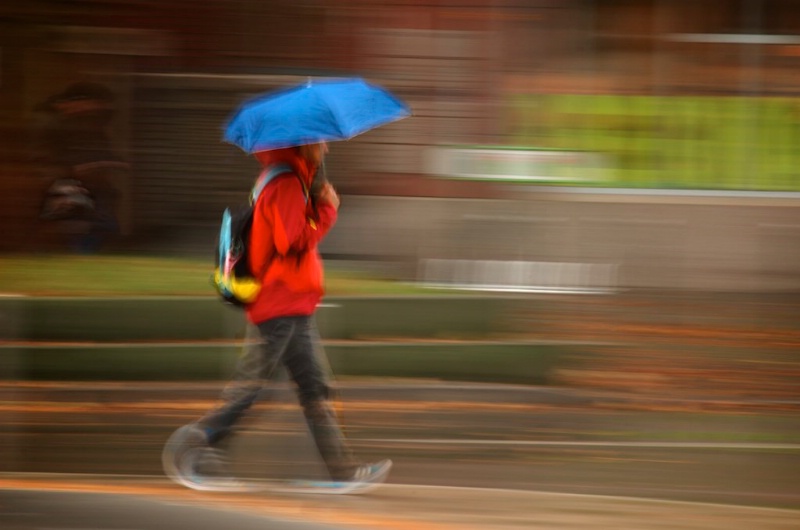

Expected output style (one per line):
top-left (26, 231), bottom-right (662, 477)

top-left (162, 423), bottom-right (248, 492)
top-left (278, 459), bottom-right (393, 495)
top-left (350, 459), bottom-right (393, 485)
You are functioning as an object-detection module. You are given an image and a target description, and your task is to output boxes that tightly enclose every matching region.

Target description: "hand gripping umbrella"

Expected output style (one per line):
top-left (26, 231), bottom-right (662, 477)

top-left (223, 77), bottom-right (411, 153)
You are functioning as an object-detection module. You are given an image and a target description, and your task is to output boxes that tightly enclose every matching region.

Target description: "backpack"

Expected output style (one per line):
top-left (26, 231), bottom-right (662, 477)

top-left (39, 178), bottom-right (95, 221)
top-left (213, 163), bottom-right (294, 307)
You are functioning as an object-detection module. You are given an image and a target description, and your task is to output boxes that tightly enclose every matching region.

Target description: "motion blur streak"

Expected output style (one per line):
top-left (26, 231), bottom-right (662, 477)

top-left (0, 1), bottom-right (798, 529)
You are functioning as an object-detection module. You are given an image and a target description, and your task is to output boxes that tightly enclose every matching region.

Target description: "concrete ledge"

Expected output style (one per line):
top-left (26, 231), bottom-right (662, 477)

top-left (0, 297), bottom-right (242, 342)
top-left (0, 296), bottom-right (522, 342)
top-left (0, 295), bottom-right (562, 386)
top-left (0, 340), bottom-right (602, 385)
top-left (326, 340), bottom-right (577, 385)
top-left (0, 343), bottom-right (241, 381)
top-left (318, 296), bottom-right (517, 339)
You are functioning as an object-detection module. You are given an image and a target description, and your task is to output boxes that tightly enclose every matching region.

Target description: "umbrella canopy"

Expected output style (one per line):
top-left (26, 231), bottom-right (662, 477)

top-left (223, 78), bottom-right (411, 153)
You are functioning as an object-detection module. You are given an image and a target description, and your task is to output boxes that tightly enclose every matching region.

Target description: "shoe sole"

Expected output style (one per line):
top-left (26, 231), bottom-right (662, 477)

top-left (275, 459), bottom-right (393, 495)
top-left (164, 425), bottom-right (391, 495)
top-left (163, 425), bottom-right (201, 489)
top-left (162, 424), bottom-right (255, 492)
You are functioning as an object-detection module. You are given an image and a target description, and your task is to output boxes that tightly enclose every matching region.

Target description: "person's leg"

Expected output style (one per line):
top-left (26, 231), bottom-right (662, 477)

top-left (76, 167), bottom-right (120, 252)
top-left (273, 315), bottom-right (358, 481)
top-left (198, 320), bottom-right (292, 446)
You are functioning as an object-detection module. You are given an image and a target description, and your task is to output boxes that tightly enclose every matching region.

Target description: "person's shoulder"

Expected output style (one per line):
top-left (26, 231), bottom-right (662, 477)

top-left (273, 169), bottom-right (298, 180)
top-left (272, 171), bottom-right (302, 189)
top-left (268, 171), bottom-right (306, 201)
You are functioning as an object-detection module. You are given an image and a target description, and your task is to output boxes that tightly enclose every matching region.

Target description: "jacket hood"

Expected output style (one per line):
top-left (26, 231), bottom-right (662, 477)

top-left (254, 147), bottom-right (316, 187)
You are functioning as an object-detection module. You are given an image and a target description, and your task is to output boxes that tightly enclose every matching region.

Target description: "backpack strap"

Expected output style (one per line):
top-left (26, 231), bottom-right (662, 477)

top-left (251, 163), bottom-right (308, 204)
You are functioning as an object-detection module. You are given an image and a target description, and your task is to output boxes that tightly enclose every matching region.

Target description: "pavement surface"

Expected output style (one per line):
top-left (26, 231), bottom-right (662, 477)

top-left (1, 380), bottom-right (799, 529)
top-left (2, 473), bottom-right (799, 530)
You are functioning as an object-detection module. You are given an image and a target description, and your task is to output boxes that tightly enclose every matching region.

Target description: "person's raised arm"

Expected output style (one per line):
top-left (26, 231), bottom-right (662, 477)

top-left (270, 176), bottom-right (338, 256)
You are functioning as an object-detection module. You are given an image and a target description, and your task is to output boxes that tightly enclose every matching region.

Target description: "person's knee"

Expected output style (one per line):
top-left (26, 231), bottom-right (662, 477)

top-left (297, 379), bottom-right (330, 406)
top-left (300, 393), bottom-right (332, 422)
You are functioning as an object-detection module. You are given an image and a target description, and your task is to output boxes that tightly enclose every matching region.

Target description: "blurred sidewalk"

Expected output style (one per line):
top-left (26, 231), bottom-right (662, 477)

top-left (1, 473), bottom-right (798, 530)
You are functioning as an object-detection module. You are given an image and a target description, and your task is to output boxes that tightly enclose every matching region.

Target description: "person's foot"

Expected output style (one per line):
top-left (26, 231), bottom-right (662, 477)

top-left (279, 459), bottom-right (393, 495)
top-left (349, 459), bottom-right (393, 486)
top-left (162, 423), bottom-right (246, 491)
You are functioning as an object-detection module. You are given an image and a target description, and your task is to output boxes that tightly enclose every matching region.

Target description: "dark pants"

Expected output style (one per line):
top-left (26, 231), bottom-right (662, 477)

top-left (73, 166), bottom-right (122, 253)
top-left (199, 315), bottom-right (357, 481)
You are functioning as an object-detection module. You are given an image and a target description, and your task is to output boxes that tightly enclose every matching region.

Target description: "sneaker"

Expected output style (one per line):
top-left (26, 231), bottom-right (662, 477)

top-left (277, 460), bottom-right (393, 495)
top-left (162, 423), bottom-right (246, 492)
top-left (350, 459), bottom-right (393, 485)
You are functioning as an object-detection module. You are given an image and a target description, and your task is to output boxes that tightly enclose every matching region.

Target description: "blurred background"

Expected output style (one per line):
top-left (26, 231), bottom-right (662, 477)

top-left (0, 1), bottom-right (799, 525)
top-left (0, 0), bottom-right (798, 291)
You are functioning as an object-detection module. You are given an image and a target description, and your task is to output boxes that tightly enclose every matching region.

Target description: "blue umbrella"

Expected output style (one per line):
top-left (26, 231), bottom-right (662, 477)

top-left (223, 77), bottom-right (411, 153)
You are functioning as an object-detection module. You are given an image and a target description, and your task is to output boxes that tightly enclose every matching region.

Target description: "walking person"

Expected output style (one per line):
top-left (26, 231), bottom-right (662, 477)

top-left (34, 82), bottom-right (128, 252)
top-left (164, 143), bottom-right (390, 492)
top-left (163, 78), bottom-right (409, 494)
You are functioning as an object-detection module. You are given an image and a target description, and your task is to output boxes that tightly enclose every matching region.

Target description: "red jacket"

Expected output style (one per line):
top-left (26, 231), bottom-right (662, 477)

top-left (245, 148), bottom-right (337, 324)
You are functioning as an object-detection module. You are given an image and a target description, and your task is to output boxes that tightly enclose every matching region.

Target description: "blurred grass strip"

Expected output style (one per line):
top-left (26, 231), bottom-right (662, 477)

top-left (509, 95), bottom-right (800, 191)
top-left (0, 254), bottom-right (435, 297)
